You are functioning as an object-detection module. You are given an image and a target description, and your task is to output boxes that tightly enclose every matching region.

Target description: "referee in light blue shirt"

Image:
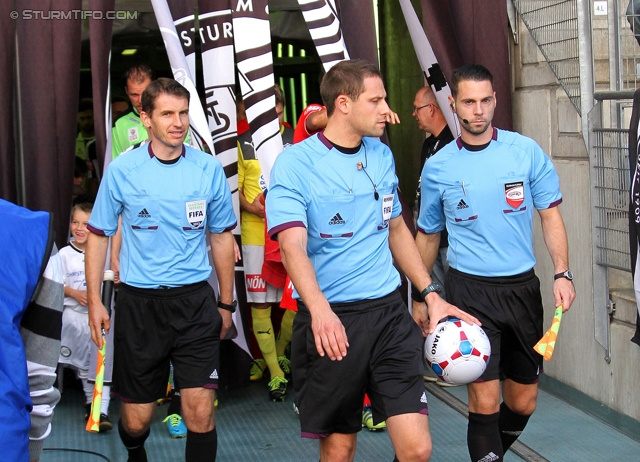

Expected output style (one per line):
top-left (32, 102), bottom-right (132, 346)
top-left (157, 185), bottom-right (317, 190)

top-left (266, 59), bottom-right (477, 462)
top-left (85, 78), bottom-right (236, 462)
top-left (416, 64), bottom-right (576, 462)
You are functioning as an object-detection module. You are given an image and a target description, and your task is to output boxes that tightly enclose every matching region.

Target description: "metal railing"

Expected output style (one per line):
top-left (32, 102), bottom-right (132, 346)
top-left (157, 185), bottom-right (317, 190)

top-left (588, 91), bottom-right (634, 360)
top-left (589, 91), bottom-right (634, 272)
top-left (592, 128), bottom-right (631, 271)
top-left (514, 0), bottom-right (581, 113)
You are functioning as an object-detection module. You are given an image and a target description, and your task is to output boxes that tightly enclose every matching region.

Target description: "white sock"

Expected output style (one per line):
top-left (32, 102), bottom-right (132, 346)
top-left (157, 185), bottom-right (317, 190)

top-left (101, 385), bottom-right (111, 415)
top-left (81, 377), bottom-right (93, 404)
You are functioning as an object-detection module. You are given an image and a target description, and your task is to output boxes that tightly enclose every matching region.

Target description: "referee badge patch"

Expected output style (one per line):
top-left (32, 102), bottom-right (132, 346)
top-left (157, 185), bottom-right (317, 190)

top-left (382, 194), bottom-right (393, 226)
top-left (186, 200), bottom-right (206, 229)
top-left (504, 181), bottom-right (524, 209)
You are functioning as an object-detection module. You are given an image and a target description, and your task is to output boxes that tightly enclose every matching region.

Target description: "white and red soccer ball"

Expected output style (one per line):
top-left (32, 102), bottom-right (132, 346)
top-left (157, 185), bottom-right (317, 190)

top-left (425, 318), bottom-right (491, 385)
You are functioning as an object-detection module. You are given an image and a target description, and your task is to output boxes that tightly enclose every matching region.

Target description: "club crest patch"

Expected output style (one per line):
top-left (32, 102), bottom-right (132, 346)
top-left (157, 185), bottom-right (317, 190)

top-left (186, 200), bottom-right (206, 229)
top-left (504, 181), bottom-right (524, 209)
top-left (128, 127), bottom-right (139, 142)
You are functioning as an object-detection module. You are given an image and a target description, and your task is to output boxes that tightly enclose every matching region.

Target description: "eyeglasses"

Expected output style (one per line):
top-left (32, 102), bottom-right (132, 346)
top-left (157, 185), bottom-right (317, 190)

top-left (413, 103), bottom-right (434, 113)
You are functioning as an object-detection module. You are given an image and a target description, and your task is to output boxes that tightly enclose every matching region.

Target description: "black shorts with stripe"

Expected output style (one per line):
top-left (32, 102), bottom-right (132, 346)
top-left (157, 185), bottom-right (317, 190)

top-left (292, 290), bottom-right (428, 438)
top-left (445, 267), bottom-right (544, 384)
top-left (114, 281), bottom-right (221, 403)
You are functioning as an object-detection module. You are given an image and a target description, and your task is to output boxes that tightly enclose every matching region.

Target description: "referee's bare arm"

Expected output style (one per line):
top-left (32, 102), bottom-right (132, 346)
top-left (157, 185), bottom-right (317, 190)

top-left (389, 216), bottom-right (479, 334)
top-left (86, 231), bottom-right (110, 349)
top-left (538, 206), bottom-right (576, 312)
top-left (109, 216), bottom-right (122, 284)
top-left (210, 231), bottom-right (236, 339)
top-left (278, 226), bottom-right (349, 361)
top-left (413, 231), bottom-right (445, 330)
top-left (415, 231), bottom-right (440, 274)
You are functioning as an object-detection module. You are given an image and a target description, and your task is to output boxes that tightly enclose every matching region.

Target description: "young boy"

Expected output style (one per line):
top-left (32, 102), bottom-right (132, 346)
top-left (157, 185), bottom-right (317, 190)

top-left (58, 202), bottom-right (112, 432)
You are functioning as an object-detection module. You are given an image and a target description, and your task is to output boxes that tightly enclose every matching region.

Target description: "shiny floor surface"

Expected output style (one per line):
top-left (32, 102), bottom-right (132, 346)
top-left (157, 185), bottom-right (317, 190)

top-left (41, 376), bottom-right (639, 461)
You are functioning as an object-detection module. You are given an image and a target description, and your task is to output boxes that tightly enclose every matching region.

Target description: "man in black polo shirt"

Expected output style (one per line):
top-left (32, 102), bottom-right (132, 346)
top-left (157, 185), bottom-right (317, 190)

top-left (412, 86), bottom-right (457, 387)
top-left (412, 86), bottom-right (454, 298)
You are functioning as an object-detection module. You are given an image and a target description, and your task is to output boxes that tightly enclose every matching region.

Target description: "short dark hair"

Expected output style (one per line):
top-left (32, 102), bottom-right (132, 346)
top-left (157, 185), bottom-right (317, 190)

top-left (320, 59), bottom-right (382, 116)
top-left (274, 84), bottom-right (286, 106)
top-left (124, 64), bottom-right (155, 86)
top-left (450, 64), bottom-right (494, 98)
top-left (74, 156), bottom-right (88, 178)
top-left (141, 78), bottom-right (190, 115)
top-left (78, 98), bottom-right (93, 113)
top-left (71, 201), bottom-right (93, 216)
top-left (73, 193), bottom-right (95, 207)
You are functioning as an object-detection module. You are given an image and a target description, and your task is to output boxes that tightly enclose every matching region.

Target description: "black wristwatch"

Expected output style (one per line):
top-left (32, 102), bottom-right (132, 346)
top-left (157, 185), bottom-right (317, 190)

top-left (420, 282), bottom-right (443, 300)
top-left (553, 270), bottom-right (574, 282)
top-left (217, 300), bottom-right (237, 313)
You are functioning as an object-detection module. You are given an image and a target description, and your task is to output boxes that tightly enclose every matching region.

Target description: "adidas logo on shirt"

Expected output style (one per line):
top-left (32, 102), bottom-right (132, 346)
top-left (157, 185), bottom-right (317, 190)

top-left (456, 199), bottom-right (469, 210)
top-left (328, 213), bottom-right (345, 225)
top-left (137, 208), bottom-right (151, 218)
top-left (420, 392), bottom-right (428, 404)
top-left (209, 369), bottom-right (218, 380)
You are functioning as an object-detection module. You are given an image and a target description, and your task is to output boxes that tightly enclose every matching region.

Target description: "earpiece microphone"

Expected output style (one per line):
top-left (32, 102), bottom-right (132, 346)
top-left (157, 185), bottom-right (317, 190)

top-left (455, 112), bottom-right (470, 124)
top-left (451, 102), bottom-right (469, 124)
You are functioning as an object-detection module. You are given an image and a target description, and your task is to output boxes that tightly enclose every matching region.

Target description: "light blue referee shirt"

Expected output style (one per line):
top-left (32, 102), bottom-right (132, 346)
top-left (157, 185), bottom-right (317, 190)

top-left (266, 133), bottom-right (402, 303)
top-left (88, 143), bottom-right (237, 288)
top-left (417, 128), bottom-right (562, 277)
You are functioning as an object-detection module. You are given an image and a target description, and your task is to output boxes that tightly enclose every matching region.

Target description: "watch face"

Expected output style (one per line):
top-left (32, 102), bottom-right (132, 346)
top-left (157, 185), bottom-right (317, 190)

top-left (565, 270), bottom-right (573, 280)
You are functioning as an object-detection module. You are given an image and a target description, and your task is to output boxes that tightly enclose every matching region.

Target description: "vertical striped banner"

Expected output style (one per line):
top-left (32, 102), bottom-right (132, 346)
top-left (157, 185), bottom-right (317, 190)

top-left (628, 90), bottom-right (640, 347)
top-left (167, 0), bottom-right (197, 79)
top-left (151, 0), bottom-right (214, 153)
top-left (398, 0), bottom-right (460, 138)
top-left (199, 0), bottom-right (251, 359)
top-left (160, 0), bottom-right (250, 358)
top-left (166, 0), bottom-right (239, 216)
top-left (297, 0), bottom-right (349, 72)
top-left (198, 0), bottom-right (238, 198)
top-left (233, 0), bottom-right (283, 189)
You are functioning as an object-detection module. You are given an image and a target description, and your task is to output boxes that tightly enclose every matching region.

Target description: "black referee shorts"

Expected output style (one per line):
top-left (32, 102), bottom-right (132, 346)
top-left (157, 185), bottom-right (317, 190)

top-left (292, 291), bottom-right (428, 438)
top-left (445, 268), bottom-right (544, 384)
top-left (114, 281), bottom-right (221, 403)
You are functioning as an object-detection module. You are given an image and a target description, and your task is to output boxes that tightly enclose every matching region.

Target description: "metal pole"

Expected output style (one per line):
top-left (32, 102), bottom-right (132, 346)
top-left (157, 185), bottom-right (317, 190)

top-left (608, 0), bottom-right (621, 128)
top-left (577, 0), bottom-right (595, 145)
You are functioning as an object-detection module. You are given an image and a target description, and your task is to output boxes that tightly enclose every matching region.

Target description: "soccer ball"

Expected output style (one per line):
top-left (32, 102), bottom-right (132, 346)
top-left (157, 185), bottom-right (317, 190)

top-left (424, 318), bottom-right (491, 385)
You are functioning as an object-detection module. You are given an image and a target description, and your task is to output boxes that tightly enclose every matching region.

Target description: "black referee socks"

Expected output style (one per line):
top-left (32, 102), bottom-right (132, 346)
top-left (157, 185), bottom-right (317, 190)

top-left (167, 388), bottom-right (182, 417)
top-left (467, 411), bottom-right (503, 462)
top-left (498, 401), bottom-right (531, 452)
top-left (118, 419), bottom-right (149, 462)
top-left (186, 428), bottom-right (218, 462)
